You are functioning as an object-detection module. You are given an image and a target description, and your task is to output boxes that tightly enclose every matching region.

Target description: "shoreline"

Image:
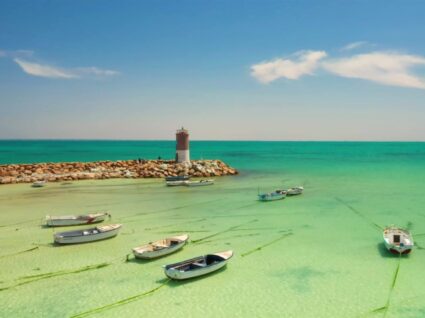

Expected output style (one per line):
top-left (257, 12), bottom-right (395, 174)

top-left (0, 159), bottom-right (238, 185)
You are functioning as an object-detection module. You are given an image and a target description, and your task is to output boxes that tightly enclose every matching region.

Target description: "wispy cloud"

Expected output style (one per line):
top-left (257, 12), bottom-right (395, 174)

top-left (0, 49), bottom-right (34, 58)
top-left (251, 51), bottom-right (327, 83)
top-left (323, 52), bottom-right (425, 89)
top-left (13, 58), bottom-right (119, 79)
top-left (251, 48), bottom-right (425, 90)
top-left (341, 41), bottom-right (368, 51)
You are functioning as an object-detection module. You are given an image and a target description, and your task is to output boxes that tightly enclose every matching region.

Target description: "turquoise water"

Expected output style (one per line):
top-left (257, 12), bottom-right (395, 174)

top-left (1, 141), bottom-right (425, 317)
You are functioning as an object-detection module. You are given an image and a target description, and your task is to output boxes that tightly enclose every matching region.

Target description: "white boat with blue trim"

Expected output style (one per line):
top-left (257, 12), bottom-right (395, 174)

top-left (46, 212), bottom-right (110, 227)
top-left (54, 224), bottom-right (122, 244)
top-left (258, 190), bottom-right (287, 201)
top-left (164, 250), bottom-right (233, 280)
top-left (133, 234), bottom-right (189, 259)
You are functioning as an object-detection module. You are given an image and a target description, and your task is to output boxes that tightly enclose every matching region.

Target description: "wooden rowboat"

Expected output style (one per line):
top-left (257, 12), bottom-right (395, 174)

top-left (32, 181), bottom-right (46, 188)
top-left (132, 234), bottom-right (189, 259)
top-left (166, 181), bottom-right (188, 186)
top-left (164, 250), bottom-right (233, 280)
top-left (185, 179), bottom-right (214, 187)
top-left (46, 212), bottom-right (110, 227)
top-left (54, 224), bottom-right (122, 244)
top-left (258, 190), bottom-right (287, 201)
top-left (165, 175), bottom-right (190, 182)
top-left (383, 226), bottom-right (414, 255)
top-left (286, 186), bottom-right (304, 196)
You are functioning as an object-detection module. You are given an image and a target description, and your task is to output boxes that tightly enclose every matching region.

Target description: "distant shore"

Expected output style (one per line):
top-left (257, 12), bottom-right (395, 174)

top-left (0, 159), bottom-right (238, 185)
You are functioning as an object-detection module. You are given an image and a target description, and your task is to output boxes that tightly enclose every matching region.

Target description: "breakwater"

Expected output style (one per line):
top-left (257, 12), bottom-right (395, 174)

top-left (0, 160), bottom-right (238, 184)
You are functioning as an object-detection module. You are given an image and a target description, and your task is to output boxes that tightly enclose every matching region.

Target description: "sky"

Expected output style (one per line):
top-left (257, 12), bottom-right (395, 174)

top-left (1, 0), bottom-right (425, 141)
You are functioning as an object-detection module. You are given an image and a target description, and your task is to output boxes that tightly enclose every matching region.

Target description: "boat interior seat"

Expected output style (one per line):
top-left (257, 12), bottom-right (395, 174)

top-left (191, 262), bottom-right (206, 269)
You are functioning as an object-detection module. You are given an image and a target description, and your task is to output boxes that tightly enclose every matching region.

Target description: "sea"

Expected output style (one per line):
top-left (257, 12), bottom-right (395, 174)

top-left (1, 140), bottom-right (425, 317)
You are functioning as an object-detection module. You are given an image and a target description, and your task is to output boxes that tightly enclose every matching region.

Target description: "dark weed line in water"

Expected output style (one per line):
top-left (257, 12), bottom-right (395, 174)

top-left (144, 218), bottom-right (206, 231)
top-left (70, 279), bottom-right (170, 318)
top-left (370, 255), bottom-right (401, 317)
top-left (191, 219), bottom-right (258, 243)
top-left (335, 197), bottom-right (383, 231)
top-left (195, 232), bottom-right (261, 245)
top-left (0, 218), bottom-right (41, 228)
top-left (0, 262), bottom-right (111, 292)
top-left (0, 246), bottom-right (39, 259)
top-left (241, 233), bottom-right (293, 257)
top-left (119, 198), bottom-right (223, 221)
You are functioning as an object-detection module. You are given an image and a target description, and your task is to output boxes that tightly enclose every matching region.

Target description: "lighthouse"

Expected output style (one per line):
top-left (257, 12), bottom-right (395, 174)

top-left (176, 127), bottom-right (190, 163)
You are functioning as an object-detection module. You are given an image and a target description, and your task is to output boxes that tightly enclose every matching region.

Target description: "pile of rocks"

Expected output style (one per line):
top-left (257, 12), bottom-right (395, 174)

top-left (0, 160), bottom-right (238, 185)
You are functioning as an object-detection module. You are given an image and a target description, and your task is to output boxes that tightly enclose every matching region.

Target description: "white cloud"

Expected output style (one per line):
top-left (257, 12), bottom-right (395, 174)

top-left (0, 49), bottom-right (34, 58)
top-left (323, 52), bottom-right (425, 89)
top-left (14, 58), bottom-right (79, 79)
top-left (251, 50), bottom-right (327, 83)
top-left (13, 58), bottom-right (119, 79)
top-left (341, 41), bottom-right (368, 51)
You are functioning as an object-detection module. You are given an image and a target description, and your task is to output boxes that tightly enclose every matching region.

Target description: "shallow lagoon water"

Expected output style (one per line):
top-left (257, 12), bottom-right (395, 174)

top-left (1, 142), bottom-right (425, 317)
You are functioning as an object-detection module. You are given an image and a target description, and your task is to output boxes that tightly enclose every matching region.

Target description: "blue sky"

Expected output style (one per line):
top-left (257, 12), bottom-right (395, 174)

top-left (1, 0), bottom-right (425, 140)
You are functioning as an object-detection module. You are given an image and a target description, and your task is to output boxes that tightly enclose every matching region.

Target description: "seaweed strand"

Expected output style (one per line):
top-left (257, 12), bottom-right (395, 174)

top-left (241, 233), bottom-right (293, 257)
top-left (70, 279), bottom-right (170, 318)
top-left (191, 219), bottom-right (258, 243)
top-left (0, 246), bottom-right (39, 259)
top-left (335, 197), bottom-right (383, 231)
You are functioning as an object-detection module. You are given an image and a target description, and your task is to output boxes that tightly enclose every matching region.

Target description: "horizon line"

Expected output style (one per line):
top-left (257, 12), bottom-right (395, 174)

top-left (0, 138), bottom-right (424, 143)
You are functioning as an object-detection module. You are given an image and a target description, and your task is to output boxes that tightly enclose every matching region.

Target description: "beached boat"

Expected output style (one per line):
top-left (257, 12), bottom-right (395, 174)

top-left (46, 212), bottom-right (110, 227)
top-left (286, 186), bottom-right (304, 196)
top-left (165, 175), bottom-right (190, 182)
top-left (164, 250), bottom-right (233, 280)
top-left (258, 190), bottom-right (287, 201)
top-left (32, 181), bottom-right (46, 188)
top-left (166, 180), bottom-right (188, 186)
top-left (185, 179), bottom-right (214, 187)
top-left (133, 234), bottom-right (189, 259)
top-left (54, 224), bottom-right (122, 244)
top-left (383, 226), bottom-right (414, 255)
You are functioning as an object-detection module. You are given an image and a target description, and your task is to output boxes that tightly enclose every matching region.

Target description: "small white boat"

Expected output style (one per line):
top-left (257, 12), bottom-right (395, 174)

top-left (383, 226), bottom-right (414, 255)
top-left (165, 175), bottom-right (190, 182)
top-left (133, 234), bottom-right (189, 259)
top-left (46, 212), bottom-right (110, 227)
top-left (185, 179), bottom-right (214, 187)
top-left (164, 250), bottom-right (233, 280)
top-left (54, 224), bottom-right (122, 244)
top-left (286, 186), bottom-right (304, 196)
top-left (258, 190), bottom-right (287, 201)
top-left (32, 181), bottom-right (46, 188)
top-left (166, 180), bottom-right (188, 187)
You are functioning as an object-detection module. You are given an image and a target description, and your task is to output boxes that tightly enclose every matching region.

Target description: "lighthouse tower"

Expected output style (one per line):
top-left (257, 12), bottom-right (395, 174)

top-left (176, 127), bottom-right (190, 163)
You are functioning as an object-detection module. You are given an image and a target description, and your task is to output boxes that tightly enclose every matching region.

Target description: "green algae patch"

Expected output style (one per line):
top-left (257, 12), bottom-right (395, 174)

top-left (71, 279), bottom-right (171, 318)
top-left (241, 233), bottom-right (293, 257)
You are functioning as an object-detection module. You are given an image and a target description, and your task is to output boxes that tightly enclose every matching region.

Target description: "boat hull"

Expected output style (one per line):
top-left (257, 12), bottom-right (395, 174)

top-left (166, 181), bottom-right (188, 186)
top-left (185, 180), bottom-right (214, 187)
top-left (258, 193), bottom-right (286, 201)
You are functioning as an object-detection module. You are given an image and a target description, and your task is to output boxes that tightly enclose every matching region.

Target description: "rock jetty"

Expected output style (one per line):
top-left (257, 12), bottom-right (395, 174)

top-left (0, 160), bottom-right (238, 185)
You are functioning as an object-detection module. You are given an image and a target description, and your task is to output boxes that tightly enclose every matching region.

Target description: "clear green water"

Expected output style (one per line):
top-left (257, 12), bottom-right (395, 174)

top-left (1, 141), bottom-right (425, 317)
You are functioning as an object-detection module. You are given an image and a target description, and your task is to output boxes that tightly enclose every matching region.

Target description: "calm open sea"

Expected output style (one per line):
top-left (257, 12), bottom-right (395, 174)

top-left (1, 141), bottom-right (425, 317)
